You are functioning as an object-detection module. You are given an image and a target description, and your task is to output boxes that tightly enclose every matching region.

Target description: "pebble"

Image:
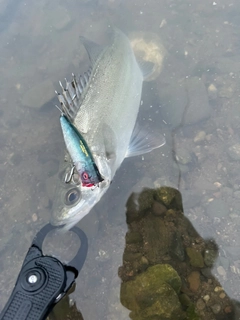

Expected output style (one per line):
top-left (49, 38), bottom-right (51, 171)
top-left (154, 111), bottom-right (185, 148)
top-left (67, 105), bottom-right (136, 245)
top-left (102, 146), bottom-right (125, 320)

top-left (219, 292), bottom-right (226, 299)
top-left (224, 306), bottom-right (232, 314)
top-left (187, 271), bottom-right (200, 292)
top-left (186, 247), bottom-right (204, 268)
top-left (179, 293), bottom-right (192, 307)
top-left (203, 295), bottom-right (210, 302)
top-left (196, 298), bottom-right (205, 310)
top-left (201, 268), bottom-right (212, 280)
top-left (96, 249), bottom-right (110, 262)
top-left (228, 143), bottom-right (240, 161)
top-left (152, 201), bottom-right (167, 216)
top-left (32, 213), bottom-right (38, 222)
top-left (194, 131), bottom-right (206, 143)
top-left (140, 256), bottom-right (149, 265)
top-left (211, 304), bottom-right (221, 315)
top-left (208, 83), bottom-right (218, 100)
top-left (214, 286), bottom-right (223, 292)
top-left (217, 266), bottom-right (226, 276)
top-left (204, 249), bottom-right (217, 267)
top-left (213, 182), bottom-right (222, 188)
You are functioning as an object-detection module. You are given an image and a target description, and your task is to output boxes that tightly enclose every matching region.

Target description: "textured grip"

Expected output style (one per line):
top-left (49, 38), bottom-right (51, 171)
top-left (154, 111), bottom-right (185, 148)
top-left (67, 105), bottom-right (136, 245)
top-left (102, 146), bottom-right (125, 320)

top-left (0, 256), bottom-right (66, 320)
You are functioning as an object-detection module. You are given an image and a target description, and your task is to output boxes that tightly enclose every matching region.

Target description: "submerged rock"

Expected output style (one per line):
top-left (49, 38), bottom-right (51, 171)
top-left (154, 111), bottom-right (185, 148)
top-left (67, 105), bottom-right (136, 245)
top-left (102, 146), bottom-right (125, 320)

top-left (138, 188), bottom-right (156, 212)
top-left (204, 249), bottom-right (218, 267)
top-left (186, 304), bottom-right (200, 320)
top-left (126, 189), bottom-right (157, 223)
top-left (152, 200), bottom-right (167, 216)
top-left (142, 216), bottom-right (171, 263)
top-left (187, 271), bottom-right (200, 292)
top-left (186, 247), bottom-right (204, 268)
top-left (155, 186), bottom-right (183, 210)
top-left (125, 231), bottom-right (143, 245)
top-left (183, 77), bottom-right (211, 125)
top-left (158, 79), bottom-right (187, 128)
top-left (120, 264), bottom-right (184, 320)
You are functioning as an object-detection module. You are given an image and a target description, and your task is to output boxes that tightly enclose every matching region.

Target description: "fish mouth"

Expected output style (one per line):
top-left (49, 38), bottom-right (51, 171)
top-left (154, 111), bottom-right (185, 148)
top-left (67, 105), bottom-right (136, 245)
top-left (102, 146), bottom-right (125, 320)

top-left (50, 214), bottom-right (81, 232)
top-left (50, 219), bottom-right (78, 232)
top-left (51, 195), bottom-right (96, 232)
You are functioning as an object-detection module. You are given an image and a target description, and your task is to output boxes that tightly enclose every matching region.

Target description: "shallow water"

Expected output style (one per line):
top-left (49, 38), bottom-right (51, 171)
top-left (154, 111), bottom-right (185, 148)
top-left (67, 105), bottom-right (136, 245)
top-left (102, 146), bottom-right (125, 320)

top-left (1, 0), bottom-right (240, 319)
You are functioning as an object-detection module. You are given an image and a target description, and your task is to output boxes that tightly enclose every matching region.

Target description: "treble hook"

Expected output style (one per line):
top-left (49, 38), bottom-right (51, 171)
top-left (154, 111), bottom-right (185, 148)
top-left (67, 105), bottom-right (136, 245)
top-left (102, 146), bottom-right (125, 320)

top-left (64, 165), bottom-right (75, 183)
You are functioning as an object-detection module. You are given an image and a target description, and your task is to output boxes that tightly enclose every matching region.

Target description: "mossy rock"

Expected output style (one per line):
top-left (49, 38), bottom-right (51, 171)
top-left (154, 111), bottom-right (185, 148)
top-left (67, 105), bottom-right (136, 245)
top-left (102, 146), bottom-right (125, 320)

top-left (126, 190), bottom-right (157, 223)
top-left (123, 252), bottom-right (143, 263)
top-left (126, 231), bottom-right (143, 245)
top-left (155, 187), bottom-right (183, 210)
top-left (129, 285), bottom-right (184, 320)
top-left (186, 247), bottom-right (204, 268)
top-left (138, 188), bottom-right (157, 212)
top-left (186, 304), bottom-right (200, 320)
top-left (121, 264), bottom-right (184, 319)
top-left (141, 216), bottom-right (171, 263)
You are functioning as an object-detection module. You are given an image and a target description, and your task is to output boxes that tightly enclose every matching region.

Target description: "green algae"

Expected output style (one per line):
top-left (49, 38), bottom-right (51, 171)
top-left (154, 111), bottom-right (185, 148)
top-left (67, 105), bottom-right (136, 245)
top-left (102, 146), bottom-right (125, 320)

top-left (120, 264), bottom-right (184, 320)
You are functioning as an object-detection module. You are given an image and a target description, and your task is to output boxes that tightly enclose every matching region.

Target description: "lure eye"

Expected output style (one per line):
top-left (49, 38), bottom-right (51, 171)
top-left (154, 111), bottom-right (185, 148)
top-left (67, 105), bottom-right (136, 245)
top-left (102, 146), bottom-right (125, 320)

top-left (65, 188), bottom-right (81, 206)
top-left (82, 172), bottom-right (89, 180)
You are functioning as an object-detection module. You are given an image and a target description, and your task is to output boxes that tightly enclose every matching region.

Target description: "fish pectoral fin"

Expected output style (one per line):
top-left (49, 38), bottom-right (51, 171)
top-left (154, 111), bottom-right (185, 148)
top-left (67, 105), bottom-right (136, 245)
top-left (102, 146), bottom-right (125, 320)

top-left (126, 123), bottom-right (166, 158)
top-left (137, 59), bottom-right (155, 81)
top-left (80, 36), bottom-right (105, 65)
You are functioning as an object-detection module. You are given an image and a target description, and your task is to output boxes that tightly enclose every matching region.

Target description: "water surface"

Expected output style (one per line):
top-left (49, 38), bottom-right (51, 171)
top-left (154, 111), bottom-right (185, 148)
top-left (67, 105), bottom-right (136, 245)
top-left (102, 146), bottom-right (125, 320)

top-left (0, 0), bottom-right (240, 319)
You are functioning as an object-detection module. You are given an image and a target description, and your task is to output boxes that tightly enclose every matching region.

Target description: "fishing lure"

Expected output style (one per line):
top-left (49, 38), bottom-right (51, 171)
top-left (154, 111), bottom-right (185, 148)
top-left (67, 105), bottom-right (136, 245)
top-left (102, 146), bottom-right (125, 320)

top-left (60, 114), bottom-right (103, 187)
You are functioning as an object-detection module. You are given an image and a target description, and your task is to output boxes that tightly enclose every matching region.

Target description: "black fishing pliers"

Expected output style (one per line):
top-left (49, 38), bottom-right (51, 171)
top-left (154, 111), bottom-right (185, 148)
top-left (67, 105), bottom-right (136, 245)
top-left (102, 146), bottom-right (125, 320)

top-left (0, 223), bottom-right (88, 320)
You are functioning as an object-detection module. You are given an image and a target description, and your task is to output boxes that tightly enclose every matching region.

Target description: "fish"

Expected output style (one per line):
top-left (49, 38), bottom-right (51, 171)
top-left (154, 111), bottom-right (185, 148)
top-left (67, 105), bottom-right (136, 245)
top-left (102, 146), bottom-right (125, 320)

top-left (51, 28), bottom-right (165, 230)
top-left (60, 114), bottom-right (103, 187)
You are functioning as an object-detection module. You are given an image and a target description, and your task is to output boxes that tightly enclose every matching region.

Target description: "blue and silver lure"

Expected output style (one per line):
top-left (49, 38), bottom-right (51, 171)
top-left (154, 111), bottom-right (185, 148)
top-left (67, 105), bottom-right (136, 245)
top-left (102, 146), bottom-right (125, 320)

top-left (60, 115), bottom-right (104, 187)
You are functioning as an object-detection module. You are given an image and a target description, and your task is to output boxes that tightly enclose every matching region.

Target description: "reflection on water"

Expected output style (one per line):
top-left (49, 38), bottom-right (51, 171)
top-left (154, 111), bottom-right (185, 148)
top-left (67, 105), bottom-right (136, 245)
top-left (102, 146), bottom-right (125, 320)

top-left (1, 0), bottom-right (240, 319)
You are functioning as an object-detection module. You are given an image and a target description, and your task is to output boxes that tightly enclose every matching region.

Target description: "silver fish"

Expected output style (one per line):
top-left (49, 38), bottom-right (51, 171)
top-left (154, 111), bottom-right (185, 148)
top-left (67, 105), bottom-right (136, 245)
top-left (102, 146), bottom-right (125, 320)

top-left (52, 28), bottom-right (165, 230)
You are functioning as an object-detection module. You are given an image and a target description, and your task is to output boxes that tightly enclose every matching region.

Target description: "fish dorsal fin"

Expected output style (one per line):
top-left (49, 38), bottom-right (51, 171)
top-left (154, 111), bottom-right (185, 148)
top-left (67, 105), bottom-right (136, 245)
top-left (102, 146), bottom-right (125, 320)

top-left (126, 123), bottom-right (166, 158)
top-left (56, 68), bottom-right (92, 122)
top-left (80, 36), bottom-right (105, 65)
top-left (137, 59), bottom-right (155, 80)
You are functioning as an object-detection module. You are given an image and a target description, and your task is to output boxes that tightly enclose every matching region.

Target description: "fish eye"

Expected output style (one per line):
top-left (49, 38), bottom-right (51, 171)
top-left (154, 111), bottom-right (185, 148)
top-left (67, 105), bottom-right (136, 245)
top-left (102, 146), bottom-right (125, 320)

top-left (65, 188), bottom-right (81, 206)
